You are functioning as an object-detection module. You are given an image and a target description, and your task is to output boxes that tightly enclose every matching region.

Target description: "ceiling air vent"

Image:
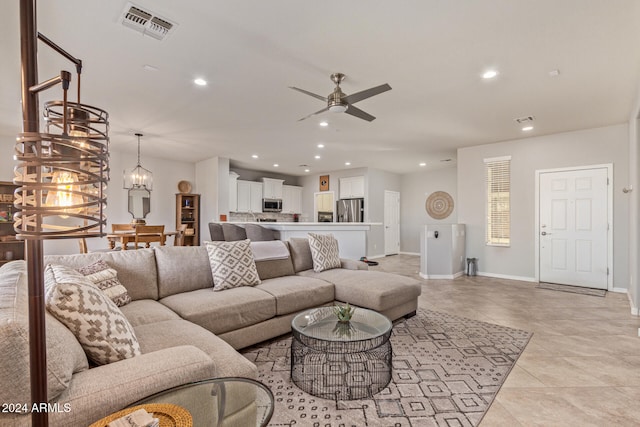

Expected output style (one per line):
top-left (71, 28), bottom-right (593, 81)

top-left (121, 3), bottom-right (177, 41)
top-left (514, 116), bottom-right (535, 124)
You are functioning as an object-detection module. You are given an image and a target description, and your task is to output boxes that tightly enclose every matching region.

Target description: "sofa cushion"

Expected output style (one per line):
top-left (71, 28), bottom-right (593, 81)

top-left (308, 233), bottom-right (341, 272)
top-left (298, 269), bottom-right (422, 312)
top-left (0, 261), bottom-right (88, 404)
top-left (288, 237), bottom-right (314, 272)
top-left (76, 260), bottom-right (131, 307)
top-left (205, 240), bottom-right (261, 291)
top-left (160, 287), bottom-right (276, 335)
top-left (133, 319), bottom-right (257, 379)
top-left (119, 299), bottom-right (181, 327)
top-left (155, 246), bottom-right (213, 298)
top-left (44, 248), bottom-right (159, 300)
top-left (45, 263), bottom-right (142, 365)
top-left (256, 276), bottom-right (334, 315)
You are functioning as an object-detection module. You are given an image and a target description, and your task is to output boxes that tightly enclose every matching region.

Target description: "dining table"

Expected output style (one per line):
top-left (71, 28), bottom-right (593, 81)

top-left (106, 230), bottom-right (178, 250)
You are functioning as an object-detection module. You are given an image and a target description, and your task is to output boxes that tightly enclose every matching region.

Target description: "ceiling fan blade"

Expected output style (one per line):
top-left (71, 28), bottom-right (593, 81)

top-left (343, 83), bottom-right (392, 105)
top-left (289, 86), bottom-right (328, 102)
top-left (297, 106), bottom-right (330, 121)
top-left (344, 105), bottom-right (376, 122)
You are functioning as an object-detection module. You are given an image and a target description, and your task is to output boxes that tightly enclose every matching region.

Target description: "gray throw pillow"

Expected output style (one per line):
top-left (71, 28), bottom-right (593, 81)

top-left (308, 233), bottom-right (341, 272)
top-left (44, 264), bottom-right (141, 365)
top-left (205, 239), bottom-right (261, 291)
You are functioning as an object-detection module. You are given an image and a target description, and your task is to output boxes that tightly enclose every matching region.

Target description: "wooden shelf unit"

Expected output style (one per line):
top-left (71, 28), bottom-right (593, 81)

top-left (176, 193), bottom-right (200, 246)
top-left (0, 181), bottom-right (24, 264)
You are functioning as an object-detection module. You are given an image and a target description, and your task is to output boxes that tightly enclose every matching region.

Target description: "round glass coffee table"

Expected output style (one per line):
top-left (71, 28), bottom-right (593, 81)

top-left (130, 377), bottom-right (274, 427)
top-left (291, 306), bottom-right (393, 400)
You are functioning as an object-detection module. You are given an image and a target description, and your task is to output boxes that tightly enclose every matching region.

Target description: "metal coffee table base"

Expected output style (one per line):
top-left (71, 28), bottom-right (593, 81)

top-left (291, 336), bottom-right (392, 400)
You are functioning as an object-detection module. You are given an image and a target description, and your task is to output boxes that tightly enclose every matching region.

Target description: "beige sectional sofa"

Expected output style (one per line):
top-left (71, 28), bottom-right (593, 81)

top-left (0, 237), bottom-right (421, 426)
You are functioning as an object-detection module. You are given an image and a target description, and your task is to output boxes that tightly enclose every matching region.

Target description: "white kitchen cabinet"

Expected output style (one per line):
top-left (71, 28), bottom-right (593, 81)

top-left (236, 180), bottom-right (263, 213)
top-left (339, 176), bottom-right (365, 199)
top-left (228, 172), bottom-right (239, 212)
top-left (317, 192), bottom-right (334, 212)
top-left (262, 178), bottom-right (284, 199)
top-left (282, 185), bottom-right (302, 214)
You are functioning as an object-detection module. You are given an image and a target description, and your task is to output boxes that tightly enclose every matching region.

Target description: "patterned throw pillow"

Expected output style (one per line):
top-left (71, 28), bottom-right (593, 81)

top-left (76, 260), bottom-right (131, 307)
top-left (308, 233), bottom-right (341, 272)
top-left (205, 239), bottom-right (261, 291)
top-left (44, 263), bottom-right (141, 365)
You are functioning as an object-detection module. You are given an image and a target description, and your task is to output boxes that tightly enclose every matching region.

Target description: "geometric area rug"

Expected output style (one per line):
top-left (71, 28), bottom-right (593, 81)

top-left (241, 309), bottom-right (532, 426)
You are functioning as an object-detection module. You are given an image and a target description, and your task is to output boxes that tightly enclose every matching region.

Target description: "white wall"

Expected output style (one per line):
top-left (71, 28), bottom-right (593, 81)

top-left (457, 124), bottom-right (630, 286)
top-left (0, 140), bottom-right (195, 254)
top-left (196, 157), bottom-right (230, 226)
top-left (400, 167), bottom-right (457, 254)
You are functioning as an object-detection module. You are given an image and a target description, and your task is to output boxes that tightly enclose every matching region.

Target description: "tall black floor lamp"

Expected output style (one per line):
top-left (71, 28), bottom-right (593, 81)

top-left (16, 1), bottom-right (109, 425)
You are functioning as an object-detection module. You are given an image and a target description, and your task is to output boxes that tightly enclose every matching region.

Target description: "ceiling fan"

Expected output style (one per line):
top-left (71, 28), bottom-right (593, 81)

top-left (290, 73), bottom-right (391, 122)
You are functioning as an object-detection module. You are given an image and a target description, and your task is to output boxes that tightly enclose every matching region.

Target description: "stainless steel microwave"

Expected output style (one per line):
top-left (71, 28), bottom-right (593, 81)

top-left (262, 198), bottom-right (282, 212)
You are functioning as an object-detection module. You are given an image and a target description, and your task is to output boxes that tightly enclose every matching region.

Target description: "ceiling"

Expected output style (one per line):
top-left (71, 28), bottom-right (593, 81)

top-left (2, 0), bottom-right (640, 176)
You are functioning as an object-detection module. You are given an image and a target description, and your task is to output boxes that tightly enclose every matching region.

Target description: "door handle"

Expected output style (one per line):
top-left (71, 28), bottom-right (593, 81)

top-left (541, 231), bottom-right (551, 236)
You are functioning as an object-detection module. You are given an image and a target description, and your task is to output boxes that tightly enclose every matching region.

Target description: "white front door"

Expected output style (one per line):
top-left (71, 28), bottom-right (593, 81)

top-left (384, 191), bottom-right (400, 255)
top-left (539, 167), bottom-right (609, 289)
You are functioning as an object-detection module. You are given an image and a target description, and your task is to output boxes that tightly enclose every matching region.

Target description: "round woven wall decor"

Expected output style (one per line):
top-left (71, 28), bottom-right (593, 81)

top-left (425, 191), bottom-right (454, 220)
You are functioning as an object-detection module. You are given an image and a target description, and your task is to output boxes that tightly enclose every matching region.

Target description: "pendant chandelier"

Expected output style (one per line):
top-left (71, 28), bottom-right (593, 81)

top-left (123, 133), bottom-right (153, 190)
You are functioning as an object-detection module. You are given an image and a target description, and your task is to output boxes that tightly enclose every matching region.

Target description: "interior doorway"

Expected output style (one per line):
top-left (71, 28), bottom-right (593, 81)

top-left (536, 165), bottom-right (612, 290)
top-left (384, 190), bottom-right (400, 255)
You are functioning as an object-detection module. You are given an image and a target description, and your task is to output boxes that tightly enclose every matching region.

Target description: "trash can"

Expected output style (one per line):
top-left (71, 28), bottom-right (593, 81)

top-left (466, 258), bottom-right (478, 276)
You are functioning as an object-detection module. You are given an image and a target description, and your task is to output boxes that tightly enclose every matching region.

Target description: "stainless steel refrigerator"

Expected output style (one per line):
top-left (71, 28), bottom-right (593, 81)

top-left (337, 198), bottom-right (364, 222)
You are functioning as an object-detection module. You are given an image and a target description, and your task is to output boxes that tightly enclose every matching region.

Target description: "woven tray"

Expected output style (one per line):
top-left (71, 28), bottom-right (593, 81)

top-left (90, 403), bottom-right (192, 427)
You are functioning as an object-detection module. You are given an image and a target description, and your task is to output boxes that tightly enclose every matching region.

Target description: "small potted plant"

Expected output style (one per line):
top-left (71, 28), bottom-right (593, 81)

top-left (333, 303), bottom-right (355, 323)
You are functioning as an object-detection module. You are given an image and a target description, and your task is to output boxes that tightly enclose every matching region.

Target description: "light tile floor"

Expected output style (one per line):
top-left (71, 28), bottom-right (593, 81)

top-left (370, 254), bottom-right (640, 426)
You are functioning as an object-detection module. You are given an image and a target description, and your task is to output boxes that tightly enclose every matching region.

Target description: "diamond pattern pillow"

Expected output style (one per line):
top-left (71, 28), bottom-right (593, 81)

top-left (76, 260), bottom-right (131, 307)
top-left (205, 239), bottom-right (261, 291)
top-left (44, 263), bottom-right (141, 365)
top-left (308, 233), bottom-right (341, 272)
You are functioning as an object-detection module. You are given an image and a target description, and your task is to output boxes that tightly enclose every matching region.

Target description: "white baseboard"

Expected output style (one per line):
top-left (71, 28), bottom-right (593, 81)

top-left (476, 271), bottom-right (538, 283)
top-left (626, 291), bottom-right (639, 316)
top-left (367, 254), bottom-right (386, 260)
top-left (399, 251), bottom-right (420, 256)
top-left (611, 287), bottom-right (627, 294)
top-left (419, 271), bottom-right (465, 280)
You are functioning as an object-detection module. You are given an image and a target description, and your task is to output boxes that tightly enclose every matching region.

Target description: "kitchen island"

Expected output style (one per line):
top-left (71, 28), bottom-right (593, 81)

top-left (220, 222), bottom-right (379, 260)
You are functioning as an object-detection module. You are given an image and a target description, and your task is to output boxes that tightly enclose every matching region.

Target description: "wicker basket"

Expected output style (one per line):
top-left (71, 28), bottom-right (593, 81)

top-left (89, 403), bottom-right (192, 427)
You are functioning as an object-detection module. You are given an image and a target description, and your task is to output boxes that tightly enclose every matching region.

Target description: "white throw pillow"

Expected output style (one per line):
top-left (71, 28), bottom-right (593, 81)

top-left (308, 233), bottom-right (341, 272)
top-left (44, 263), bottom-right (141, 365)
top-left (76, 260), bottom-right (131, 307)
top-left (205, 239), bottom-right (261, 291)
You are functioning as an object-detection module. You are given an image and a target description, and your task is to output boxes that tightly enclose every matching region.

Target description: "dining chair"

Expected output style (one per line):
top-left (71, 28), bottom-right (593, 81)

top-left (111, 223), bottom-right (137, 250)
top-left (134, 225), bottom-right (166, 248)
top-left (174, 224), bottom-right (188, 246)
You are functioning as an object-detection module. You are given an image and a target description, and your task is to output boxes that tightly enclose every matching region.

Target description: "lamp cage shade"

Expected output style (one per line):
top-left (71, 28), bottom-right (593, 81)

top-left (13, 101), bottom-right (110, 239)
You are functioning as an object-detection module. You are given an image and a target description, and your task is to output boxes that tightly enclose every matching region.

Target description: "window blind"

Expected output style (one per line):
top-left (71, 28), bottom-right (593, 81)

top-left (484, 156), bottom-right (511, 246)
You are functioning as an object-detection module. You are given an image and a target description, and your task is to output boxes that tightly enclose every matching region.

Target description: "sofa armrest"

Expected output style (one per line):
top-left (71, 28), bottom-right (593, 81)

top-left (340, 258), bottom-right (369, 270)
top-left (54, 345), bottom-right (217, 427)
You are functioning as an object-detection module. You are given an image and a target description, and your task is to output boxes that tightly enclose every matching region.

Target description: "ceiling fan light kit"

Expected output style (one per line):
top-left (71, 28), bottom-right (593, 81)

top-left (290, 72), bottom-right (391, 122)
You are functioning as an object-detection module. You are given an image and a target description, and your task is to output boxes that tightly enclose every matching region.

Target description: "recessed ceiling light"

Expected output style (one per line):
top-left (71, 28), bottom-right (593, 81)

top-left (314, 155), bottom-right (321, 159)
top-left (273, 163), bottom-right (279, 167)
top-left (345, 162), bottom-right (351, 166)
top-left (304, 169), bottom-right (310, 173)
top-left (251, 154), bottom-right (258, 159)
top-left (419, 162), bottom-right (426, 167)
top-left (549, 69), bottom-right (560, 77)
top-left (482, 70), bottom-right (498, 79)
top-left (194, 78), bottom-right (207, 86)
top-left (317, 144), bottom-right (325, 148)
top-left (522, 126), bottom-right (534, 131)
top-left (319, 121), bottom-right (328, 127)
